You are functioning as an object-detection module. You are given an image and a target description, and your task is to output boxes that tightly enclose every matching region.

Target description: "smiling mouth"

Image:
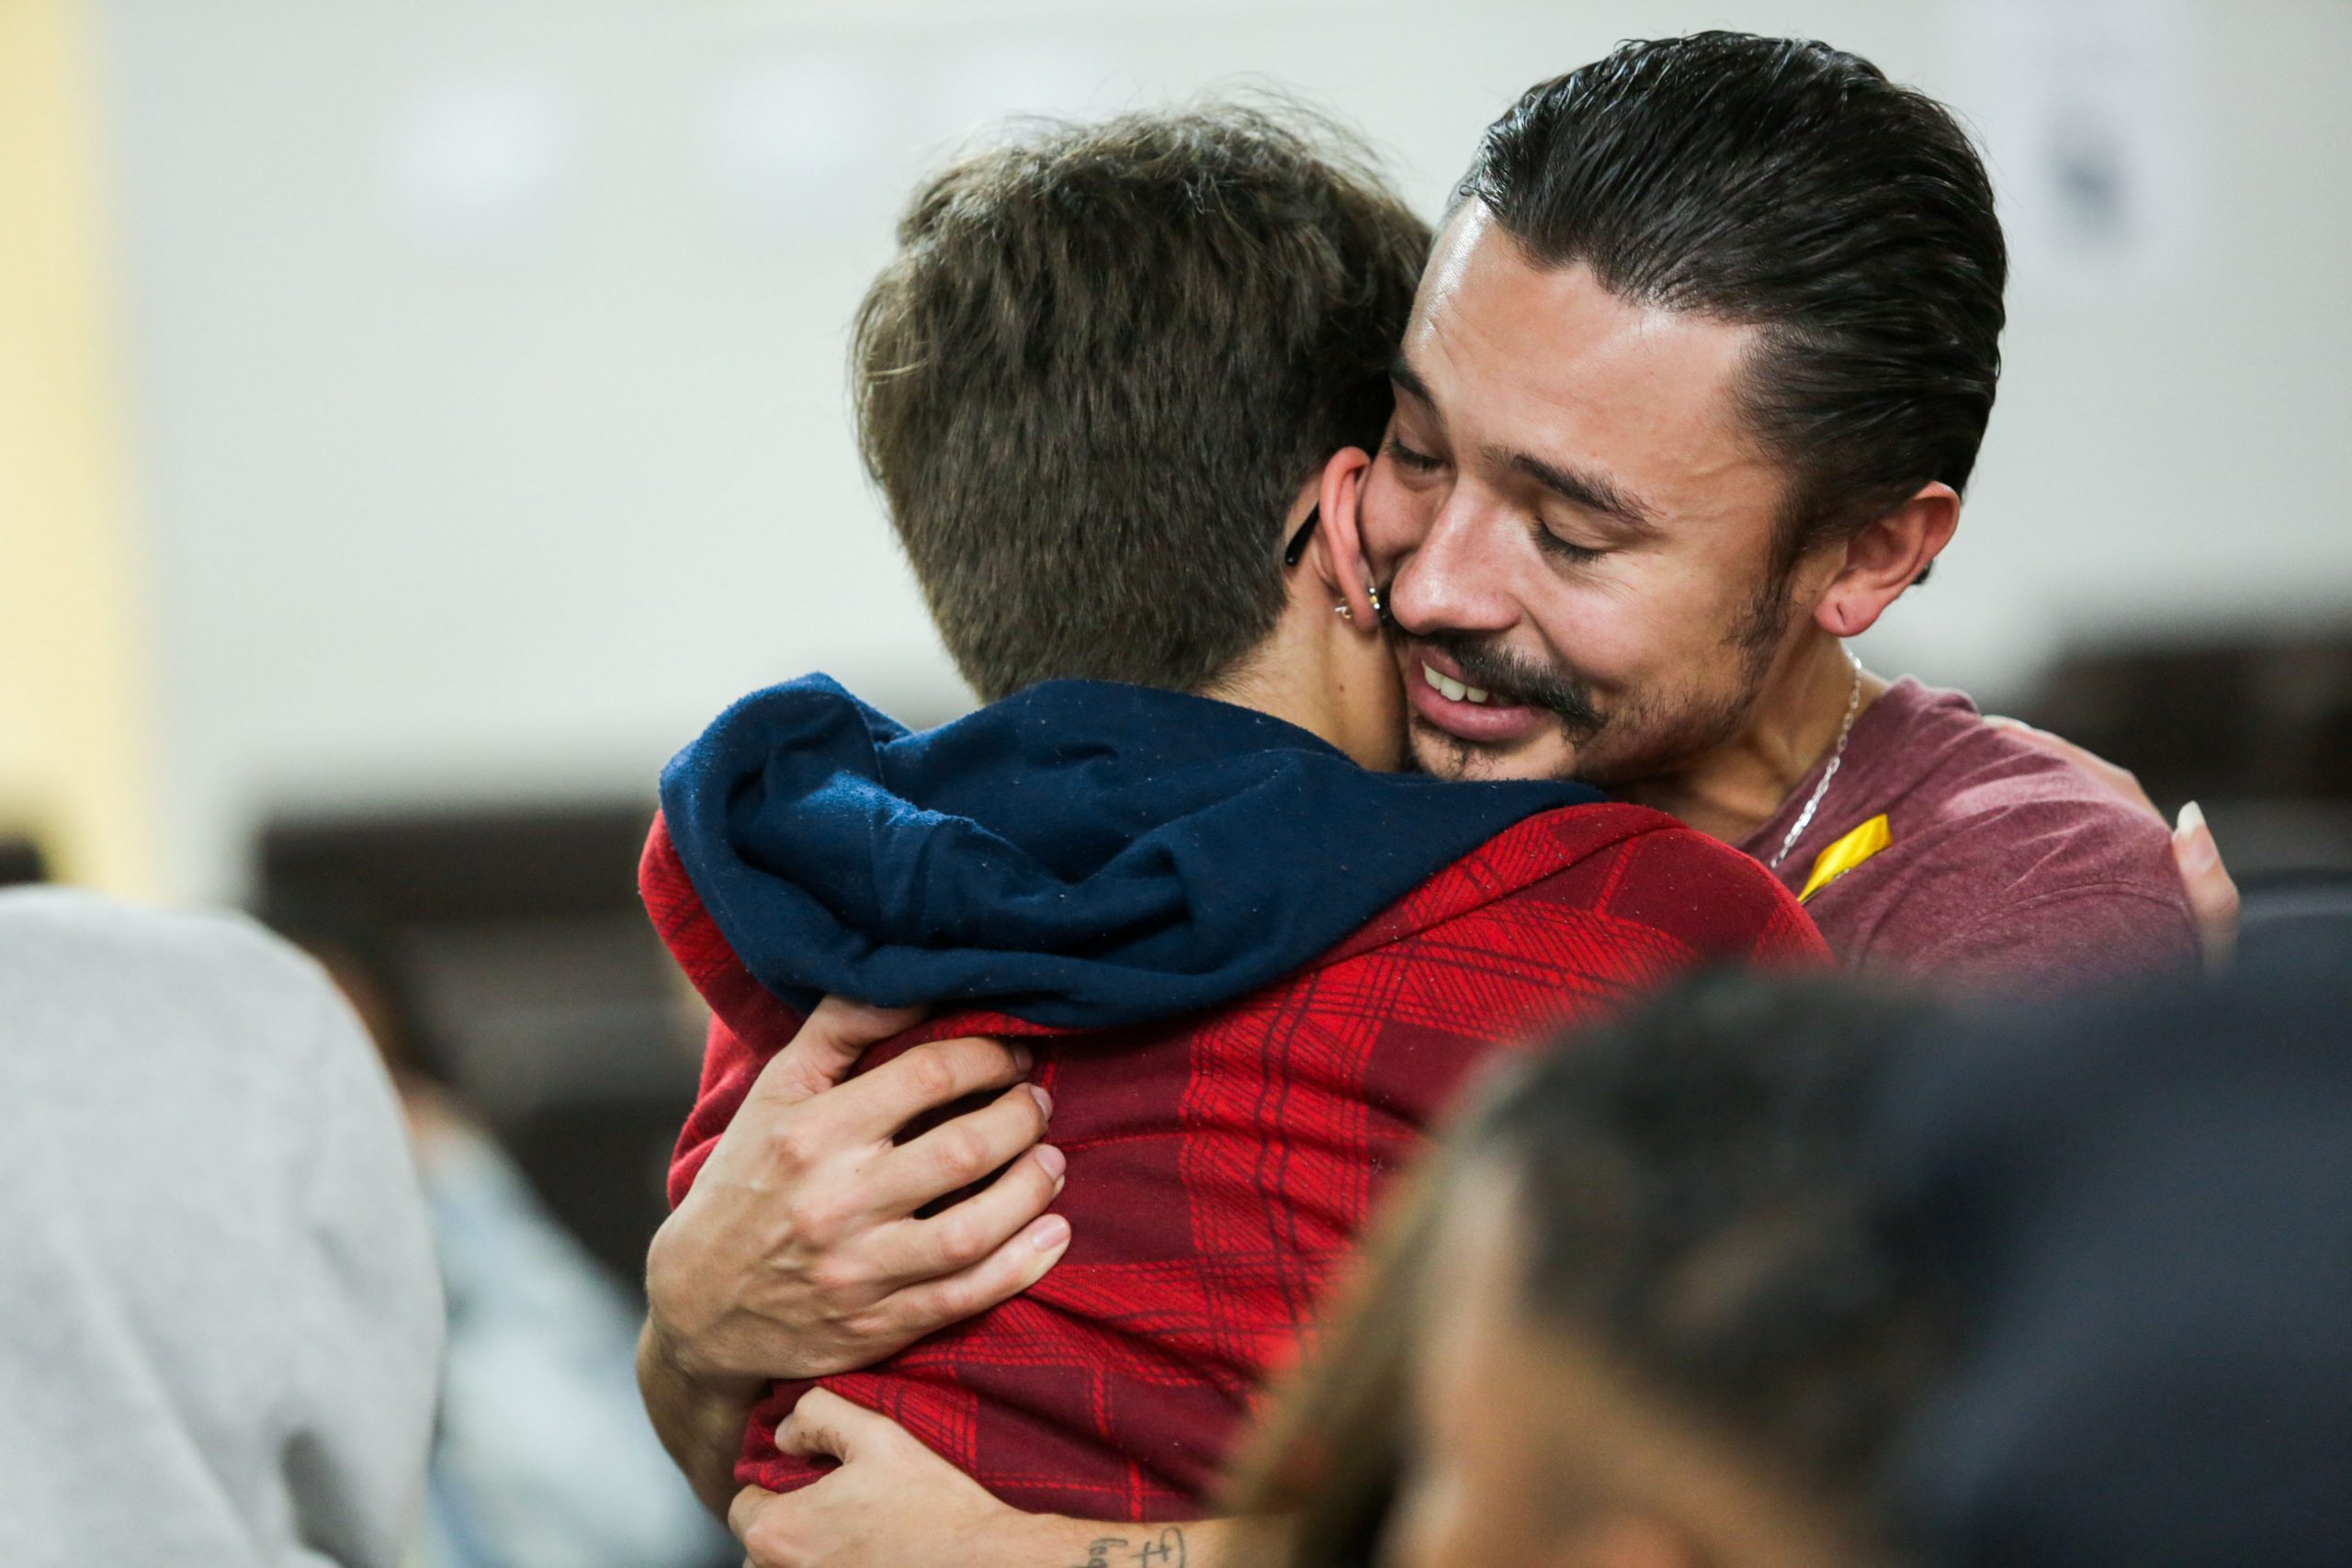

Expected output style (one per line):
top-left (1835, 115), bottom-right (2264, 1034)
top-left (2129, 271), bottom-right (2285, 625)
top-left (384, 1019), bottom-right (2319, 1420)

top-left (1421, 661), bottom-right (1497, 706)
top-left (1407, 637), bottom-right (1605, 757)
top-left (1408, 654), bottom-right (1554, 752)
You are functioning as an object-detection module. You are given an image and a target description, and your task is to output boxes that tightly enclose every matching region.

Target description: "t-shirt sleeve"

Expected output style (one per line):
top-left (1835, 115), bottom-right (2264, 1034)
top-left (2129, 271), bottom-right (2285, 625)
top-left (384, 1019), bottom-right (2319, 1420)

top-left (1860, 795), bottom-right (2201, 997)
top-left (1904, 881), bottom-right (2200, 997)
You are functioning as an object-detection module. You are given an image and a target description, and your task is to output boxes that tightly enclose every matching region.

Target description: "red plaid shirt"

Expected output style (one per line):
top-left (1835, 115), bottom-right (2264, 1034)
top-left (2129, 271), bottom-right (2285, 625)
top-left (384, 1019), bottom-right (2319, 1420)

top-left (645, 801), bottom-right (1825, 1518)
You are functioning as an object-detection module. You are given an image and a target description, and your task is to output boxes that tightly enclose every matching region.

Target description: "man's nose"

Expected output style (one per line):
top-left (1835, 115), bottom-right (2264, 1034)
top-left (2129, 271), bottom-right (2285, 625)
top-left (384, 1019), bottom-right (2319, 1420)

top-left (1387, 498), bottom-right (1518, 638)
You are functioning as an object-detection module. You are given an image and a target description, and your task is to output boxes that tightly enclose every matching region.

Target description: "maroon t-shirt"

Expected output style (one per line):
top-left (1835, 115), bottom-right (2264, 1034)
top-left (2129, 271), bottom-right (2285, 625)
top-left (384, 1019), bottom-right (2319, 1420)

top-left (1736, 677), bottom-right (2198, 995)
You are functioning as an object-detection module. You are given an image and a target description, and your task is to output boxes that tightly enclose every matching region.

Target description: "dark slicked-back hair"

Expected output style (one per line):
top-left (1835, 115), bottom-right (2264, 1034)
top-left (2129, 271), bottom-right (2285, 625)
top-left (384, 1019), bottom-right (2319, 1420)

top-left (1462, 33), bottom-right (2007, 567)
top-left (855, 103), bottom-right (1430, 701)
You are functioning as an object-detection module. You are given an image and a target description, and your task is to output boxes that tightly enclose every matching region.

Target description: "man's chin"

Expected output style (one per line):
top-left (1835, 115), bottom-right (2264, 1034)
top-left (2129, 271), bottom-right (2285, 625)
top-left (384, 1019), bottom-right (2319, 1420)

top-left (1407, 716), bottom-right (1585, 784)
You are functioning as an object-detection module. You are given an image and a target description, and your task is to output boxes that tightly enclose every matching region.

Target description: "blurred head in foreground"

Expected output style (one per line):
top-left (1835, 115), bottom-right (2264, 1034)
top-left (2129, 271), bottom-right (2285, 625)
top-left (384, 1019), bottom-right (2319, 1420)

top-left (1229, 934), bottom-right (2352, 1568)
top-left (1229, 973), bottom-right (1941, 1568)
top-left (1875, 922), bottom-right (2352, 1568)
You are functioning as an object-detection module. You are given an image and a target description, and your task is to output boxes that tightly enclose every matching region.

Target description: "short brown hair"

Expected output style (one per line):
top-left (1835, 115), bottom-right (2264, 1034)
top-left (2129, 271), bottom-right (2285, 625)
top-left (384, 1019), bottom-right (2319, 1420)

top-left (853, 103), bottom-right (1430, 702)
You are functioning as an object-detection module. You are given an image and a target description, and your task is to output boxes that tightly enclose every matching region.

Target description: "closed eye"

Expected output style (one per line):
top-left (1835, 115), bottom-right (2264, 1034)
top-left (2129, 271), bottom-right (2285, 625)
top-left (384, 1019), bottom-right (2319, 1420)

top-left (1533, 525), bottom-right (1608, 566)
top-left (1385, 436), bottom-right (1445, 473)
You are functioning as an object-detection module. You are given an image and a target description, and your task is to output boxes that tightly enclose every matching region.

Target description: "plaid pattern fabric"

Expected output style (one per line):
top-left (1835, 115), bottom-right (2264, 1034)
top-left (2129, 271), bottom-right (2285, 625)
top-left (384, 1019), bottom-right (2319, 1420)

top-left (644, 801), bottom-right (1826, 1519)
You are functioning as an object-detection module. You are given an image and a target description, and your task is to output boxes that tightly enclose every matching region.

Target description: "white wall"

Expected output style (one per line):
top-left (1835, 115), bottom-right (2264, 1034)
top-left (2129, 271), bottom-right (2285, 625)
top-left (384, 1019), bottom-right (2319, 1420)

top-left (92, 0), bottom-right (2352, 899)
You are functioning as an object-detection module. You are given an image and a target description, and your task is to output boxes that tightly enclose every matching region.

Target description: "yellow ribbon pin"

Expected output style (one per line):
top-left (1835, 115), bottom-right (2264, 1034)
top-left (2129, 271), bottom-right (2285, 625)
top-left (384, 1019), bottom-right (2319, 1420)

top-left (1796, 813), bottom-right (1893, 904)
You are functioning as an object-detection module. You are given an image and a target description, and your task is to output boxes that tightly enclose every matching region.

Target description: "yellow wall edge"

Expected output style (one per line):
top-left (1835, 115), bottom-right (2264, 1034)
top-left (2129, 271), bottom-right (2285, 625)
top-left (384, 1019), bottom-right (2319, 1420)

top-left (0, 0), bottom-right (160, 897)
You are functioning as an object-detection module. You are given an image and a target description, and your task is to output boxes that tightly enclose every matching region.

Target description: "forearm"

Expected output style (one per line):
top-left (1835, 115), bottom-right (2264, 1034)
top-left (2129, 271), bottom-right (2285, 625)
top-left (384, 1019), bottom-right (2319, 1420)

top-left (993, 1515), bottom-right (1238, 1568)
top-left (636, 1318), bottom-right (763, 1518)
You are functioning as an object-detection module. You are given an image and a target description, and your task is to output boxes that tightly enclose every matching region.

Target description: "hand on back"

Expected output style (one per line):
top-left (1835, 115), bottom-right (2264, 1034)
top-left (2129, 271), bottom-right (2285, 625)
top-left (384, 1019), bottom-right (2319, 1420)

top-left (730, 1389), bottom-right (1221, 1568)
top-left (645, 997), bottom-right (1071, 1386)
top-left (1986, 716), bottom-right (2242, 967)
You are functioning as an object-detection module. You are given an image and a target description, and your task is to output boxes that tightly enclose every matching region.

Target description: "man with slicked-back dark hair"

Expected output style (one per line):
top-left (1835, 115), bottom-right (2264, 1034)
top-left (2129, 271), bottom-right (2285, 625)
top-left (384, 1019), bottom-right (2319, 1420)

top-left (707, 35), bottom-right (2211, 1568)
top-left (1352, 32), bottom-right (2196, 995)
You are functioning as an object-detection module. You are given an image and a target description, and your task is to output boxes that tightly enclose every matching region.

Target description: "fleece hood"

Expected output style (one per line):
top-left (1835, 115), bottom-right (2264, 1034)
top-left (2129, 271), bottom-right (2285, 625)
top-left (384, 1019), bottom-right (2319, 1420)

top-left (658, 675), bottom-right (1601, 1030)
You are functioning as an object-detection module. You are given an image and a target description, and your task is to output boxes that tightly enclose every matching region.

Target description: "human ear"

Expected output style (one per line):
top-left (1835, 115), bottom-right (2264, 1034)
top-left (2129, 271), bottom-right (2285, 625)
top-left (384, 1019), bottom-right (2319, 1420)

top-left (1813, 481), bottom-right (1959, 639)
top-left (1317, 447), bottom-right (1380, 629)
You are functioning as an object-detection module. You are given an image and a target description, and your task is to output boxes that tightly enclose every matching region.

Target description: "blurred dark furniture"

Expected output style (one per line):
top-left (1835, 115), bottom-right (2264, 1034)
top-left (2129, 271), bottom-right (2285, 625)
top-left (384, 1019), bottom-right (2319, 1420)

top-left (2022, 626), bottom-right (2352, 886)
top-left (256, 802), bottom-right (696, 1294)
top-left (0, 835), bottom-right (50, 886)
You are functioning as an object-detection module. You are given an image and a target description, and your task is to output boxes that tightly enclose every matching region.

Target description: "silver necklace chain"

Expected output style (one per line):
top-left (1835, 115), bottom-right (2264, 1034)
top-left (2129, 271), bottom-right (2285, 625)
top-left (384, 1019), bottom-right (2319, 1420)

top-left (1769, 651), bottom-right (1865, 871)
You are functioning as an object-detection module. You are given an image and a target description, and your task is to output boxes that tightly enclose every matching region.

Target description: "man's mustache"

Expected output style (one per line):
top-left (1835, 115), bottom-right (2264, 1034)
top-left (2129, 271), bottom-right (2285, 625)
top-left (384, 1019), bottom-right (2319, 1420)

top-left (1419, 632), bottom-right (1603, 734)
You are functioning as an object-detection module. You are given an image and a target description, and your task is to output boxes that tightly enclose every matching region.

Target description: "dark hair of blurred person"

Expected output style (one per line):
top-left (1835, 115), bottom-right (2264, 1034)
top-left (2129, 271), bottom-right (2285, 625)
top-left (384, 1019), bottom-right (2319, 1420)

top-left (1231, 928), bottom-right (2352, 1568)
top-left (0, 834), bottom-right (49, 886)
top-left (852, 100), bottom-right (1430, 701)
top-left (1877, 919), bottom-right (2352, 1568)
top-left (261, 898), bottom-right (452, 1089)
top-left (1227, 972), bottom-right (1945, 1568)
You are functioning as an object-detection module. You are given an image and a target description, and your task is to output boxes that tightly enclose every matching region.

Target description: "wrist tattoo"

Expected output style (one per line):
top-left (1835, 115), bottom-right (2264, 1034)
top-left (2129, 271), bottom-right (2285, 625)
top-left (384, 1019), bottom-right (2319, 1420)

top-left (1072, 1527), bottom-right (1185, 1568)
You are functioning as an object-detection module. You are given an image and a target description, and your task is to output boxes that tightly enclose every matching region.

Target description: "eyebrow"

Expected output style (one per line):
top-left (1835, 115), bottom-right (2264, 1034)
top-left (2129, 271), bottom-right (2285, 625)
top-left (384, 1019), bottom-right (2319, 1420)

top-left (1390, 354), bottom-right (1661, 534)
top-left (1388, 354), bottom-right (1437, 412)
top-left (1502, 451), bottom-right (1661, 533)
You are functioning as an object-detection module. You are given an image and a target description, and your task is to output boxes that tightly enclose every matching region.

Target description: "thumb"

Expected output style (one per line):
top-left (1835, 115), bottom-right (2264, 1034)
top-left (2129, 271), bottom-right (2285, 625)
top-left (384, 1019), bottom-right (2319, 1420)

top-left (776, 1386), bottom-right (897, 1465)
top-left (751, 996), bottom-right (927, 1109)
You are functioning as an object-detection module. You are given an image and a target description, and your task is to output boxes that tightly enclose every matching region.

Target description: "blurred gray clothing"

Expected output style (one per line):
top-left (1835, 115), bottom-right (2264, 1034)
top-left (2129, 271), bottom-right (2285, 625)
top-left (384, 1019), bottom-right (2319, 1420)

top-left (0, 889), bottom-right (443, 1567)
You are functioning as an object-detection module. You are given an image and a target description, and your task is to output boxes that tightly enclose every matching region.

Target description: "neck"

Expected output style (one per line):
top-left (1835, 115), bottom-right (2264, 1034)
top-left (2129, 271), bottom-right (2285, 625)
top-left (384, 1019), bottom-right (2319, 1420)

top-left (1202, 656), bottom-right (1349, 759)
top-left (1619, 627), bottom-right (1885, 845)
top-left (1200, 627), bottom-right (1401, 773)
